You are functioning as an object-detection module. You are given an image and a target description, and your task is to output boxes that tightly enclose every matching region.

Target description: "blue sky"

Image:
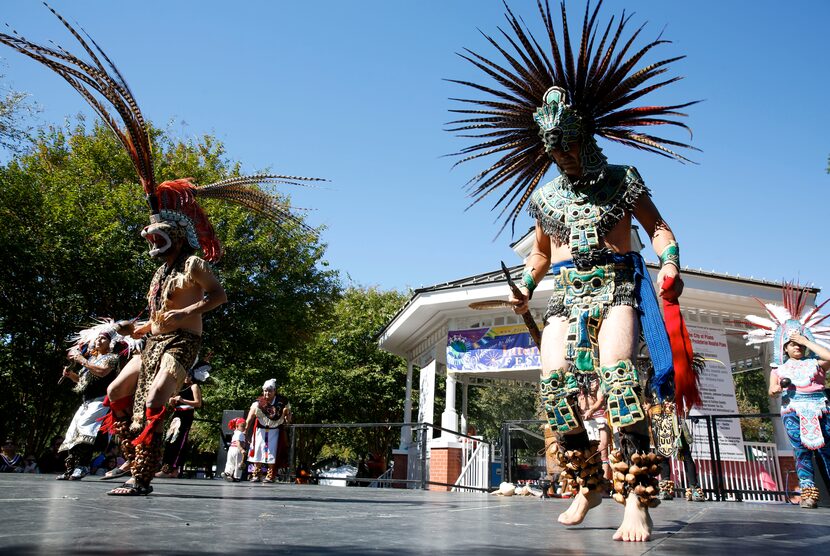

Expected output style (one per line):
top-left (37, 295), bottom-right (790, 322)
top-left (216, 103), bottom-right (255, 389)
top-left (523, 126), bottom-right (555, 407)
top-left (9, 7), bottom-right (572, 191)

top-left (2, 1), bottom-right (829, 294)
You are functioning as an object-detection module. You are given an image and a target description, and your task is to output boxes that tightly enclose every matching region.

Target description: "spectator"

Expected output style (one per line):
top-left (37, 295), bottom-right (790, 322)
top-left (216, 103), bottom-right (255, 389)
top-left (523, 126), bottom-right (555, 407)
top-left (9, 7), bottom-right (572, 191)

top-left (37, 436), bottom-right (65, 474)
top-left (0, 439), bottom-right (23, 472)
top-left (245, 379), bottom-right (291, 483)
top-left (156, 358), bottom-right (209, 478)
top-left (22, 454), bottom-right (39, 473)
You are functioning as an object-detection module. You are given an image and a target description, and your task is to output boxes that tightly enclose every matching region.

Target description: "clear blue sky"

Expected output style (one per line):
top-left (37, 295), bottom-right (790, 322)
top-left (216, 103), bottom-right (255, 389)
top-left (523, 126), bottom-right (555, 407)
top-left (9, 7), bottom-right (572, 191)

top-left (2, 1), bottom-right (829, 294)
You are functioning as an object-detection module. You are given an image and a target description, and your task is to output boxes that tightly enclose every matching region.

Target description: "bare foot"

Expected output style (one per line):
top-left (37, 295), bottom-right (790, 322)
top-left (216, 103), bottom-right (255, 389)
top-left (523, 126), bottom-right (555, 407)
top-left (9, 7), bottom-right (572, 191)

top-left (613, 492), bottom-right (652, 542)
top-left (557, 489), bottom-right (603, 525)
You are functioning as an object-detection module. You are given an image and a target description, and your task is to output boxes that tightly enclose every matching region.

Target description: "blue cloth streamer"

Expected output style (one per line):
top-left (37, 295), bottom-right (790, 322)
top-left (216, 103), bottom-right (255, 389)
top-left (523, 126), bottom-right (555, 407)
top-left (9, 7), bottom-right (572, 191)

top-left (551, 253), bottom-right (674, 398)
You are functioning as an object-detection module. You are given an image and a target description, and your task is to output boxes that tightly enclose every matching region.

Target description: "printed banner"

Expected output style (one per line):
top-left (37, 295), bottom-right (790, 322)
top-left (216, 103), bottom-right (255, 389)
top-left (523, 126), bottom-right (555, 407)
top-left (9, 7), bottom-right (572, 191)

top-left (447, 325), bottom-right (540, 372)
top-left (687, 324), bottom-right (747, 462)
top-left (418, 362), bottom-right (435, 426)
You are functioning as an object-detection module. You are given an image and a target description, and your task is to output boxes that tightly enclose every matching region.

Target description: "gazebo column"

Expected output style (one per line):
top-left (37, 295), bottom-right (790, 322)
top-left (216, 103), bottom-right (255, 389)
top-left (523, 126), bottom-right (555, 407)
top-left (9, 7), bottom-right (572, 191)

top-left (393, 359), bottom-right (416, 488)
top-left (440, 371), bottom-right (459, 438)
top-left (399, 359), bottom-right (414, 449)
top-left (460, 379), bottom-right (469, 436)
top-left (430, 370), bottom-right (463, 490)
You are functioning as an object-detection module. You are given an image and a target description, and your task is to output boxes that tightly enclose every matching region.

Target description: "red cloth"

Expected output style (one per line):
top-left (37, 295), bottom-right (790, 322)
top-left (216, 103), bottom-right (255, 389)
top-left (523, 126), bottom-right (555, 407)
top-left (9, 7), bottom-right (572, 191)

top-left (661, 275), bottom-right (701, 414)
top-left (97, 396), bottom-right (133, 434)
top-left (132, 406), bottom-right (167, 446)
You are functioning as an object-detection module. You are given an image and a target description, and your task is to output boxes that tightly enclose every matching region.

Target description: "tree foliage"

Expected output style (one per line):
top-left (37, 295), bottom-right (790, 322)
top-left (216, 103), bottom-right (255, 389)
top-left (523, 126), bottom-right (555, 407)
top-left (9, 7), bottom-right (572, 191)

top-left (0, 72), bottom-right (37, 153)
top-left (466, 381), bottom-right (539, 443)
top-left (283, 287), bottom-right (409, 466)
top-left (0, 120), bottom-right (339, 455)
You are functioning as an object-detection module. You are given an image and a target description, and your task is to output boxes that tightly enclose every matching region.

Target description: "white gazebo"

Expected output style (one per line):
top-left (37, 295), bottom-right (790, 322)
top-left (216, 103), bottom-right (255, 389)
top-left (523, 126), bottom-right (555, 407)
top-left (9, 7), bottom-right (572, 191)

top-left (379, 227), bottom-right (816, 492)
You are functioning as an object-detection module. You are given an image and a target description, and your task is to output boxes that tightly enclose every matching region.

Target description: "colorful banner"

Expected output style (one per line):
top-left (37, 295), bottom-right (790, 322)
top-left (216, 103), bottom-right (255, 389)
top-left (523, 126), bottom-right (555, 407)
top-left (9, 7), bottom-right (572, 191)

top-left (447, 325), bottom-right (540, 372)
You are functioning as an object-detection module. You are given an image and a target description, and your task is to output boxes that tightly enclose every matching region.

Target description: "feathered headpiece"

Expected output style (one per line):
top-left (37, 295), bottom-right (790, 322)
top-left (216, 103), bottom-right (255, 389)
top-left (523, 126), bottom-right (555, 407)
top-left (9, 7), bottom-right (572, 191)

top-left (188, 360), bottom-right (211, 384)
top-left (0, 4), bottom-right (323, 261)
top-left (743, 283), bottom-right (830, 367)
top-left (447, 0), bottom-right (699, 234)
top-left (67, 317), bottom-right (138, 356)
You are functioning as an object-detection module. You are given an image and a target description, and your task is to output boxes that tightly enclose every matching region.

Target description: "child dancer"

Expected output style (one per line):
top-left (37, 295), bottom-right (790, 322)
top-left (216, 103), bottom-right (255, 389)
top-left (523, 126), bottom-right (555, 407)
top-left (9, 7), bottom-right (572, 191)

top-left (223, 418), bottom-right (246, 482)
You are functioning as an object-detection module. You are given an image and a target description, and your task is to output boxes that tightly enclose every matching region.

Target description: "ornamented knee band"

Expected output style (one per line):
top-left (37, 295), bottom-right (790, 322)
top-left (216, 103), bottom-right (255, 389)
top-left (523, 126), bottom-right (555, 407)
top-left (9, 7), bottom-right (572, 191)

top-left (600, 359), bottom-right (645, 427)
top-left (609, 448), bottom-right (662, 507)
top-left (540, 369), bottom-right (580, 433)
top-left (659, 241), bottom-right (680, 269)
top-left (554, 431), bottom-right (607, 496)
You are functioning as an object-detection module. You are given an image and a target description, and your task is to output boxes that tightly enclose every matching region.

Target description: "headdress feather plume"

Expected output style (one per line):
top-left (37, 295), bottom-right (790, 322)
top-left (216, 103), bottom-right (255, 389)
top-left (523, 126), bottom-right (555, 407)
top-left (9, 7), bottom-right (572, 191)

top-left (447, 0), bottom-right (699, 235)
top-left (0, 4), bottom-right (323, 255)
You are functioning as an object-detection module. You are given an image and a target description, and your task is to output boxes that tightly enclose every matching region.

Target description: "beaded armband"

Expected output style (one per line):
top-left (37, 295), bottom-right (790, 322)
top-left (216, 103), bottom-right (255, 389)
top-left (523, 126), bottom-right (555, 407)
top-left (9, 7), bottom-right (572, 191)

top-left (521, 268), bottom-right (537, 299)
top-left (659, 241), bottom-right (680, 269)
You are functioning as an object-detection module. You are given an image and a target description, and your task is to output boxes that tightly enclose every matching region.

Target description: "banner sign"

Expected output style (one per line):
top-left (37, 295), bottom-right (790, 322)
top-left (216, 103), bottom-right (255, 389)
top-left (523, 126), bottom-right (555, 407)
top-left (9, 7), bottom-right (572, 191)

top-left (447, 325), bottom-right (540, 372)
top-left (687, 324), bottom-right (747, 462)
top-left (418, 361), bottom-right (435, 426)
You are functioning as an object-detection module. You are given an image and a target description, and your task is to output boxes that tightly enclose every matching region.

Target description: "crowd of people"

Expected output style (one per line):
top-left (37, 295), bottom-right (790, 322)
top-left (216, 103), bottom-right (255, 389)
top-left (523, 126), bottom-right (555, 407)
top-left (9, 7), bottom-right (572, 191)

top-left (4, 367), bottom-right (293, 486)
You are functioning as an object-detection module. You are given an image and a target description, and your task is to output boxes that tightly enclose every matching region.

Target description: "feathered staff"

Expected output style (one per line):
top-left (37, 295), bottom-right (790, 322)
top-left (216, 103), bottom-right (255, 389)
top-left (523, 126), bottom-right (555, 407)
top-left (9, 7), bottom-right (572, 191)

top-left (447, 0), bottom-right (699, 235)
top-left (0, 4), bottom-right (323, 260)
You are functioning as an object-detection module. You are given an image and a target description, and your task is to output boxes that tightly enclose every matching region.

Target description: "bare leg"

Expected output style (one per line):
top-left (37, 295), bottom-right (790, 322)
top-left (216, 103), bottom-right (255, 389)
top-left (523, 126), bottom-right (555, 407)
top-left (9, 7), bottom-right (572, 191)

top-left (107, 355), bottom-right (140, 402)
top-left (540, 318), bottom-right (602, 524)
top-left (597, 306), bottom-right (654, 542)
top-left (598, 424), bottom-right (612, 482)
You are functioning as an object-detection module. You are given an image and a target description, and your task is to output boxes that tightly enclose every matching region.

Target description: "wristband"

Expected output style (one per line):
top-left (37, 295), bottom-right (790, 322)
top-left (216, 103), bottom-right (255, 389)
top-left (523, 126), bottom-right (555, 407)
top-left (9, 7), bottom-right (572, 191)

top-left (521, 268), bottom-right (537, 297)
top-left (659, 241), bottom-right (680, 269)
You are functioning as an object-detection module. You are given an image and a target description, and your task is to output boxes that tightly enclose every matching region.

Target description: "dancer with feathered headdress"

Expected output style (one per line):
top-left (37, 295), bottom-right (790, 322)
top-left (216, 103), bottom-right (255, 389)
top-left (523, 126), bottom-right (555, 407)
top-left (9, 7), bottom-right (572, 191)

top-left (448, 0), bottom-right (700, 541)
top-left (57, 320), bottom-right (125, 481)
top-left (0, 5), bottom-right (322, 495)
top-left (743, 284), bottom-right (830, 509)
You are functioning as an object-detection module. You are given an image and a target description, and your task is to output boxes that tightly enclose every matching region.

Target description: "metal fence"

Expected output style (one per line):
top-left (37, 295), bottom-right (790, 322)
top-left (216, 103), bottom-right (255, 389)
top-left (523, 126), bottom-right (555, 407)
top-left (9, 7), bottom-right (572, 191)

top-left (283, 421), bottom-right (492, 491)
top-left (498, 413), bottom-right (797, 504)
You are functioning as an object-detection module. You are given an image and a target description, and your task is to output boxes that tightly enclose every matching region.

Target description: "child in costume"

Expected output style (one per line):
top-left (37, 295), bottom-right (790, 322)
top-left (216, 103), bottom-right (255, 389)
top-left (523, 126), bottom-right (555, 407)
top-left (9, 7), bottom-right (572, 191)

top-left (223, 418), bottom-right (247, 482)
top-left (744, 285), bottom-right (830, 509)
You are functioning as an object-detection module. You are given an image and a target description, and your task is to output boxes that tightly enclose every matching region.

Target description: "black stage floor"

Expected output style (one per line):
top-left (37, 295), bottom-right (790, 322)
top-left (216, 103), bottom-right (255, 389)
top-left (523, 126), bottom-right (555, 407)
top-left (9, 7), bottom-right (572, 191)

top-left (0, 474), bottom-right (826, 555)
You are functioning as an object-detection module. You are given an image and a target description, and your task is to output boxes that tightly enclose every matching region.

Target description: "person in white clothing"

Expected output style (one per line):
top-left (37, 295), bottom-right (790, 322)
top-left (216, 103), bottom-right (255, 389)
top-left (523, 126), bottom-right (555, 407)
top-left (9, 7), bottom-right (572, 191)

top-left (223, 418), bottom-right (247, 482)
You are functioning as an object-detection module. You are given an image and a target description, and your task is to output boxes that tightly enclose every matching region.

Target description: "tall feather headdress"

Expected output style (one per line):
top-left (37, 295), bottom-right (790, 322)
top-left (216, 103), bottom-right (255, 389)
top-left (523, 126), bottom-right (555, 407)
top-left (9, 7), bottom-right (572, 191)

top-left (742, 283), bottom-right (830, 367)
top-left (0, 4), bottom-right (323, 261)
top-left (447, 0), bottom-right (699, 234)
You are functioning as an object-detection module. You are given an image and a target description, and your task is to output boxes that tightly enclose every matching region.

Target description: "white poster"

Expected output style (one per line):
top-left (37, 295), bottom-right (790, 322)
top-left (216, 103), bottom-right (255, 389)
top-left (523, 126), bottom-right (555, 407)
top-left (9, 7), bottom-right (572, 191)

top-left (686, 324), bottom-right (747, 462)
top-left (418, 361), bottom-right (436, 426)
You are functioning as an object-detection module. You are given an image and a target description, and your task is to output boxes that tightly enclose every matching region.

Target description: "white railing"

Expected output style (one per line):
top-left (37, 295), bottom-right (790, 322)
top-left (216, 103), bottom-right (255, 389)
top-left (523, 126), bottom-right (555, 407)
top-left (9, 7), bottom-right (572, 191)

top-left (452, 436), bottom-right (489, 492)
top-left (369, 466), bottom-right (395, 488)
top-left (672, 441), bottom-right (786, 503)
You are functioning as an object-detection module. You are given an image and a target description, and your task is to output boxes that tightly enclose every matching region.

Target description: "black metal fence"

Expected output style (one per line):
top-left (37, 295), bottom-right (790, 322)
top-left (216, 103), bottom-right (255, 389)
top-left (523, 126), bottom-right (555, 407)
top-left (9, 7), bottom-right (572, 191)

top-left (498, 413), bottom-right (821, 504)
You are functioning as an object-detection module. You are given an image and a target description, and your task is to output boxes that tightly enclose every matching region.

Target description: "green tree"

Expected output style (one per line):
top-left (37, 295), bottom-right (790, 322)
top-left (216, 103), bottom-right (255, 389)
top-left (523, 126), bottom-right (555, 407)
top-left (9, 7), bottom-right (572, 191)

top-left (733, 369), bottom-right (773, 442)
top-left (284, 286), bottom-right (409, 467)
top-left (0, 72), bottom-right (36, 153)
top-left (0, 119), bottom-right (338, 455)
top-left (467, 381), bottom-right (539, 443)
